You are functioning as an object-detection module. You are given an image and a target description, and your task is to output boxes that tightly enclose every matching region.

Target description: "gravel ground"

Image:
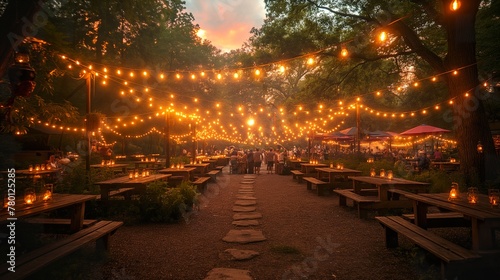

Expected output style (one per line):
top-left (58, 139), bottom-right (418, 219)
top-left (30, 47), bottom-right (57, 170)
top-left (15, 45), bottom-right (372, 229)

top-left (86, 169), bottom-right (443, 280)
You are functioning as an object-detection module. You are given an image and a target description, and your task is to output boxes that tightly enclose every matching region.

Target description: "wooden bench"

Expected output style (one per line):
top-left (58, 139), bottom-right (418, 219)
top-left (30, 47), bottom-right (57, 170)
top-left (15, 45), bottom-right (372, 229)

top-left (402, 212), bottom-right (469, 228)
top-left (206, 170), bottom-right (220, 181)
top-left (96, 187), bottom-right (135, 200)
top-left (0, 220), bottom-right (123, 280)
top-left (375, 216), bottom-right (481, 279)
top-left (214, 166), bottom-right (225, 172)
top-left (333, 189), bottom-right (380, 219)
top-left (302, 177), bottom-right (330, 196)
top-left (24, 218), bottom-right (98, 233)
top-left (290, 170), bottom-right (304, 183)
top-left (192, 176), bottom-right (210, 193)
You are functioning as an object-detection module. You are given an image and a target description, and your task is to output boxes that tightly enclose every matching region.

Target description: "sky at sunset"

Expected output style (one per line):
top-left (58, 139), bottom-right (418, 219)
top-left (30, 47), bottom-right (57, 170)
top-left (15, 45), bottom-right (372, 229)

top-left (184, 0), bottom-right (266, 52)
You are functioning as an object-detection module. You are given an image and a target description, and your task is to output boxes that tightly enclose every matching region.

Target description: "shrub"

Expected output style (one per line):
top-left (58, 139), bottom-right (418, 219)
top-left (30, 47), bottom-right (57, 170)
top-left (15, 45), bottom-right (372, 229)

top-left (138, 180), bottom-right (198, 223)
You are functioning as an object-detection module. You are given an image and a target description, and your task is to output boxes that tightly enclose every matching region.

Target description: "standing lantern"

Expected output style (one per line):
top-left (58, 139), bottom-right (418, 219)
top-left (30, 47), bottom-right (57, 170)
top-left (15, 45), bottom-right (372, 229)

top-left (488, 189), bottom-right (499, 207)
top-left (24, 188), bottom-right (37, 205)
top-left (449, 182), bottom-right (459, 200)
top-left (42, 184), bottom-right (53, 202)
top-left (467, 187), bottom-right (478, 204)
top-left (379, 169), bottom-right (386, 177)
top-left (387, 170), bottom-right (393, 180)
top-left (370, 168), bottom-right (376, 177)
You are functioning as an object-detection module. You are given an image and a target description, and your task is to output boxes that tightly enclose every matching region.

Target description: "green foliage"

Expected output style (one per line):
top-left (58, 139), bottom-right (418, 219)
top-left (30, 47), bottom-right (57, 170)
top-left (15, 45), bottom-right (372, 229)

top-left (58, 160), bottom-right (115, 194)
top-left (138, 180), bottom-right (198, 223)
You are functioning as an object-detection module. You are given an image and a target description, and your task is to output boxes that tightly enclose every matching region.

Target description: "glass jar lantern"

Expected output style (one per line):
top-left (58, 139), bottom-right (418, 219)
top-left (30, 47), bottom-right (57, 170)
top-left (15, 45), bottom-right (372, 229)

top-left (449, 182), bottom-right (459, 200)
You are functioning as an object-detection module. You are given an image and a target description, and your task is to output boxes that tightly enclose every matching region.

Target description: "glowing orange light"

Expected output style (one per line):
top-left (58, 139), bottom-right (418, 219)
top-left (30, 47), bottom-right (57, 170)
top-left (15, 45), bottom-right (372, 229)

top-left (340, 47), bottom-right (348, 57)
top-left (450, 0), bottom-right (461, 11)
top-left (379, 31), bottom-right (387, 42)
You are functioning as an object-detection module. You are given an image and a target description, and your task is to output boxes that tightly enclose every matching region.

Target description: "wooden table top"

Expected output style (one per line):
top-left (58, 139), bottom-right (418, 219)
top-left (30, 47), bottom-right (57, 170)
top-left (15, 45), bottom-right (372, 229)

top-left (95, 173), bottom-right (171, 185)
top-left (3, 169), bottom-right (61, 176)
top-left (90, 163), bottom-right (129, 168)
top-left (404, 192), bottom-right (500, 219)
top-left (349, 176), bottom-right (430, 186)
top-left (0, 193), bottom-right (96, 221)
top-left (316, 167), bottom-right (362, 174)
top-left (300, 163), bottom-right (328, 167)
top-left (184, 163), bottom-right (210, 167)
top-left (158, 167), bottom-right (197, 173)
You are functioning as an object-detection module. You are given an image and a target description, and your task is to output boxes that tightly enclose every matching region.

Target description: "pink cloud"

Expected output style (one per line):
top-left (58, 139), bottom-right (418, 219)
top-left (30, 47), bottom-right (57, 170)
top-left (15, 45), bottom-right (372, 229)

top-left (185, 0), bottom-right (266, 51)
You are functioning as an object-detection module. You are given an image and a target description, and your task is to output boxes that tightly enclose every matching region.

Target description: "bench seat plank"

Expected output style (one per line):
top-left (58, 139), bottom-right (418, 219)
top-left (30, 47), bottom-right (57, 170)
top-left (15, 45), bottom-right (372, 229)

top-left (303, 177), bottom-right (330, 196)
top-left (290, 170), bottom-right (304, 183)
top-left (375, 216), bottom-right (480, 262)
top-left (0, 220), bottom-right (123, 280)
top-left (192, 177), bottom-right (210, 192)
top-left (402, 212), bottom-right (469, 228)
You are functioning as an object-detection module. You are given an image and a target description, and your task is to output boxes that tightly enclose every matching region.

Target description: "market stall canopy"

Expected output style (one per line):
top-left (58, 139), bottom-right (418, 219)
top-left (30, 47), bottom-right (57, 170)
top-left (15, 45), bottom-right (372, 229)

top-left (399, 124), bottom-right (450, 136)
top-left (313, 132), bottom-right (352, 141)
top-left (367, 130), bottom-right (393, 138)
top-left (339, 127), bottom-right (368, 136)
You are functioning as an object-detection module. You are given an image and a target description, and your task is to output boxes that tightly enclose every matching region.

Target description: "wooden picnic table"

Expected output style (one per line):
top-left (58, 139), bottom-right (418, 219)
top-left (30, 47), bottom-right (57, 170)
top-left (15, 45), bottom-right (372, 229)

top-left (1, 193), bottom-right (96, 233)
top-left (90, 163), bottom-right (129, 173)
top-left (300, 163), bottom-right (328, 174)
top-left (94, 173), bottom-right (171, 201)
top-left (315, 167), bottom-right (362, 184)
top-left (201, 159), bottom-right (217, 170)
top-left (184, 163), bottom-right (210, 174)
top-left (431, 161), bottom-right (460, 172)
top-left (131, 160), bottom-right (164, 170)
top-left (350, 176), bottom-right (430, 201)
top-left (395, 192), bottom-right (500, 251)
top-left (288, 159), bottom-right (308, 170)
top-left (2, 168), bottom-right (62, 183)
top-left (158, 167), bottom-right (197, 181)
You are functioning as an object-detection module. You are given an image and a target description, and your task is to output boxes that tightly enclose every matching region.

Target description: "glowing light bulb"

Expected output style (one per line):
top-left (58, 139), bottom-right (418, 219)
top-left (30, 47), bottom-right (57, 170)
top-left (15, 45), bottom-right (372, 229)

top-left (379, 31), bottom-right (387, 42)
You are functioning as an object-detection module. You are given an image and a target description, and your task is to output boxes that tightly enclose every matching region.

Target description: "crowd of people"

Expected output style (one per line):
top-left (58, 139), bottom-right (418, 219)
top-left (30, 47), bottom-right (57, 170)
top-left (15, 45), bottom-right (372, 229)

top-left (228, 148), bottom-right (282, 174)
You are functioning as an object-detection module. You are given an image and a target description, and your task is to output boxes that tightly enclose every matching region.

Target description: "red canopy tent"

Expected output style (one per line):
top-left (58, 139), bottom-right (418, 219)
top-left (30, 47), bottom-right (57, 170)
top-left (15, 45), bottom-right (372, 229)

top-left (399, 124), bottom-right (450, 136)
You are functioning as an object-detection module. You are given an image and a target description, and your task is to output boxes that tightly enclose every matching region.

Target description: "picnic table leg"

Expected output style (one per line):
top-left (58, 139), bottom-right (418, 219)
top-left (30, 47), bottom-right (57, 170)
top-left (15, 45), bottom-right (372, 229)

top-left (384, 226), bottom-right (398, 248)
top-left (471, 218), bottom-right (497, 251)
top-left (338, 194), bottom-right (347, 206)
top-left (70, 201), bottom-right (86, 233)
top-left (413, 201), bottom-right (428, 229)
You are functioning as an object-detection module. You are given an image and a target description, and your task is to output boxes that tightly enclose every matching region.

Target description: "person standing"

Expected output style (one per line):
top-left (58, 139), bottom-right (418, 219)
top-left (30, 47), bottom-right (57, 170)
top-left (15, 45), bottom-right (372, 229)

top-left (247, 150), bottom-right (254, 174)
top-left (253, 148), bottom-right (263, 174)
top-left (265, 148), bottom-right (275, 174)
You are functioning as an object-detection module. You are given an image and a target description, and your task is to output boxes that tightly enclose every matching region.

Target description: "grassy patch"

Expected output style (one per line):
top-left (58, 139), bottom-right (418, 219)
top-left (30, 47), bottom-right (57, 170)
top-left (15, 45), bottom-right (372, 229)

top-left (270, 245), bottom-right (302, 255)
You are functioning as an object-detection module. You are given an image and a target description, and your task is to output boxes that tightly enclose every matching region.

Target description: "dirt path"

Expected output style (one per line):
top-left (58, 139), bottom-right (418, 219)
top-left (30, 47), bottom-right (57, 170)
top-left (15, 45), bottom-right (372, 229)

top-left (91, 170), bottom-right (426, 280)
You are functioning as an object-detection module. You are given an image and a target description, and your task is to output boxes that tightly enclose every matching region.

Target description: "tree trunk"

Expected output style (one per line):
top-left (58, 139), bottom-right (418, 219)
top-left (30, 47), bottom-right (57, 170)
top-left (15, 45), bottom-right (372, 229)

top-left (443, 0), bottom-right (497, 188)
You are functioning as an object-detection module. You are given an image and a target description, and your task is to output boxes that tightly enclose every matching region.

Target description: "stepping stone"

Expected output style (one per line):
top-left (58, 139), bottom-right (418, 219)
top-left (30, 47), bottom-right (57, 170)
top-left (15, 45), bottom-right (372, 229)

top-left (233, 206), bottom-right (256, 212)
top-left (220, 249), bottom-right (260, 261)
top-left (234, 200), bottom-right (256, 206)
top-left (238, 189), bottom-right (254, 192)
top-left (239, 187), bottom-right (254, 191)
top-left (243, 175), bottom-right (256, 179)
top-left (222, 229), bottom-right (267, 244)
top-left (235, 195), bottom-right (256, 200)
top-left (204, 268), bottom-right (253, 280)
top-left (240, 181), bottom-right (254, 184)
top-left (232, 220), bottom-right (260, 226)
top-left (238, 191), bottom-right (254, 195)
top-left (233, 212), bottom-right (262, 220)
